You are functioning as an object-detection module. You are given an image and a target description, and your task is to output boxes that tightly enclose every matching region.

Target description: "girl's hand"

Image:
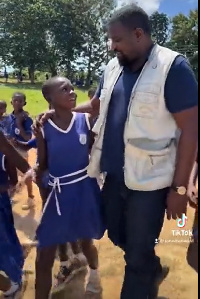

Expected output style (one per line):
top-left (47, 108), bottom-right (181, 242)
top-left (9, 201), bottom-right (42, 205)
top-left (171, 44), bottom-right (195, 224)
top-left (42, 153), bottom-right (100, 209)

top-left (32, 110), bottom-right (55, 136)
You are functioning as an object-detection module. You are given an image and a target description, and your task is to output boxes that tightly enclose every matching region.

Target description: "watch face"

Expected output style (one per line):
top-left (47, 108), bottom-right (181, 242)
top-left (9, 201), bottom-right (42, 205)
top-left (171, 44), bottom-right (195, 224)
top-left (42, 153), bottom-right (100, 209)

top-left (178, 186), bottom-right (187, 195)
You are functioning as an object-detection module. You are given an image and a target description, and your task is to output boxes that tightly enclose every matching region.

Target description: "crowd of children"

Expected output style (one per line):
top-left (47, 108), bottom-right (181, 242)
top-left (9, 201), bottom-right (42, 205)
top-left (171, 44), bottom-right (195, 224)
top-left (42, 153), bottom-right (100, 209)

top-left (0, 83), bottom-right (105, 298)
top-left (0, 79), bottom-right (198, 299)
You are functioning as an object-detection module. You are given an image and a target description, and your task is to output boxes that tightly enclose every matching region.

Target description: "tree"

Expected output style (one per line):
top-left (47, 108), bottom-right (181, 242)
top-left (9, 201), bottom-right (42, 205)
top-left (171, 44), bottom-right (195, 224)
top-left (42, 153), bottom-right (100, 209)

top-left (190, 51), bottom-right (198, 80)
top-left (0, 0), bottom-right (53, 82)
top-left (168, 9), bottom-right (198, 78)
top-left (168, 10), bottom-right (198, 56)
top-left (78, 0), bottom-right (114, 86)
top-left (150, 12), bottom-right (170, 45)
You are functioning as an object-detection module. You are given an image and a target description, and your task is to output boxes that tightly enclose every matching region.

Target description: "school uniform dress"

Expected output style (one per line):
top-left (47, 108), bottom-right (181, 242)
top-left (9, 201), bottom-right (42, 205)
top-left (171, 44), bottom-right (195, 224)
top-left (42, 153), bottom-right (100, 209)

top-left (0, 116), bottom-right (11, 136)
top-left (36, 112), bottom-right (105, 248)
top-left (0, 152), bottom-right (24, 284)
top-left (8, 113), bottom-right (33, 159)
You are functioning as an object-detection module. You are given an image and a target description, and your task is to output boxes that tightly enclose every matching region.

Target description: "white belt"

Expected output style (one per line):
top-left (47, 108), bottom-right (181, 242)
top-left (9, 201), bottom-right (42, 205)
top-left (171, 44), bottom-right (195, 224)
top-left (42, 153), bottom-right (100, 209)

top-left (42, 167), bottom-right (88, 217)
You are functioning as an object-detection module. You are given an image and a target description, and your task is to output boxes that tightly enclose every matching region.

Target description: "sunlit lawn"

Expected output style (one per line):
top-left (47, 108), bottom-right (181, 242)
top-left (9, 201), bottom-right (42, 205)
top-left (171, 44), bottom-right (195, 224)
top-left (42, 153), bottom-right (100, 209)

top-left (0, 80), bottom-right (89, 117)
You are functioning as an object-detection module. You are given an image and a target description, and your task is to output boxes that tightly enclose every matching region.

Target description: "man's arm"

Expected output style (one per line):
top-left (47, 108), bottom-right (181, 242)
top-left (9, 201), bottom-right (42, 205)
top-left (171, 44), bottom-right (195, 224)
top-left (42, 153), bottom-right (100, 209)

top-left (165, 56), bottom-right (198, 220)
top-left (73, 74), bottom-right (104, 116)
top-left (73, 96), bottom-right (100, 117)
top-left (0, 132), bottom-right (30, 173)
top-left (172, 106), bottom-right (198, 187)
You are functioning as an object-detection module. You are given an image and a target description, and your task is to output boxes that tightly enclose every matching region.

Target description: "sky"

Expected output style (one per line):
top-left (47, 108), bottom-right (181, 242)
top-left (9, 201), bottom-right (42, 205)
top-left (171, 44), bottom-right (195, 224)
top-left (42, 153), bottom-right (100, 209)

top-left (1, 0), bottom-right (198, 73)
top-left (117, 0), bottom-right (198, 16)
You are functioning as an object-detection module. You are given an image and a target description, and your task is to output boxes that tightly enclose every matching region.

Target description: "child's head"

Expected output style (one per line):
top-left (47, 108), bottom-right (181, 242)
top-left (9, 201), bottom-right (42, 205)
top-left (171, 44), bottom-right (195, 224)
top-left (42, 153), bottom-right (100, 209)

top-left (88, 88), bottom-right (96, 100)
top-left (42, 77), bottom-right (76, 110)
top-left (11, 92), bottom-right (26, 112)
top-left (0, 101), bottom-right (7, 117)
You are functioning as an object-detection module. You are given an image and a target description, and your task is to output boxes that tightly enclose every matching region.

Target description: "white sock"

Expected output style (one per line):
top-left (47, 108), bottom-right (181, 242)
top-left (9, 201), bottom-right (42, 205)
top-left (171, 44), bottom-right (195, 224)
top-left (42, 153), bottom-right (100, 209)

top-left (60, 260), bottom-right (71, 268)
top-left (89, 268), bottom-right (99, 279)
top-left (75, 252), bottom-right (87, 262)
top-left (4, 281), bottom-right (20, 296)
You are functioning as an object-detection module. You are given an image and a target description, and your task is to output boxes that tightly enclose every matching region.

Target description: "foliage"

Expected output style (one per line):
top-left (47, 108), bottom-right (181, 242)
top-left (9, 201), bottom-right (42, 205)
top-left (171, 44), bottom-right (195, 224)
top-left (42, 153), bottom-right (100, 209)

top-left (0, 1), bottom-right (198, 82)
top-left (168, 9), bottom-right (198, 78)
top-left (150, 12), bottom-right (170, 45)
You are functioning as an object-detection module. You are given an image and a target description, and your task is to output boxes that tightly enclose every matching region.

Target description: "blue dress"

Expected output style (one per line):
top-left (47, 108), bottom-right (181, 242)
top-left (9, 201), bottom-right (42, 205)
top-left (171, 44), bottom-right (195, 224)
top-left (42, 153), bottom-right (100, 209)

top-left (0, 152), bottom-right (24, 284)
top-left (0, 116), bottom-right (12, 137)
top-left (36, 113), bottom-right (105, 248)
top-left (7, 113), bottom-right (33, 142)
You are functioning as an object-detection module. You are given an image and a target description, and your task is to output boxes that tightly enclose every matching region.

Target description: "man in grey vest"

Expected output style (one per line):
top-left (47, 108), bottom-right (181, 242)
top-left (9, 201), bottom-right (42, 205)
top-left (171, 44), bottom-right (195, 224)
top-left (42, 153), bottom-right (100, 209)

top-left (36, 4), bottom-right (198, 299)
top-left (78, 5), bottom-right (198, 298)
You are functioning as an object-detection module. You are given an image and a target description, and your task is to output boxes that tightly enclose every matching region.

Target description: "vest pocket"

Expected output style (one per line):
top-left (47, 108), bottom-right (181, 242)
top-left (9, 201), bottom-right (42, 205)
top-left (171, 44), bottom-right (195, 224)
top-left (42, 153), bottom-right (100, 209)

top-left (130, 92), bottom-right (159, 119)
top-left (124, 143), bottom-right (176, 190)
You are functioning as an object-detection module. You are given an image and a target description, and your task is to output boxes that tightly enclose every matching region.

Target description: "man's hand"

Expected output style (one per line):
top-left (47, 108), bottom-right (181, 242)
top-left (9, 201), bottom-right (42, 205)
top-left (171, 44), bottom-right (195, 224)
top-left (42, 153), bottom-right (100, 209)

top-left (32, 110), bottom-right (54, 136)
top-left (166, 189), bottom-right (188, 220)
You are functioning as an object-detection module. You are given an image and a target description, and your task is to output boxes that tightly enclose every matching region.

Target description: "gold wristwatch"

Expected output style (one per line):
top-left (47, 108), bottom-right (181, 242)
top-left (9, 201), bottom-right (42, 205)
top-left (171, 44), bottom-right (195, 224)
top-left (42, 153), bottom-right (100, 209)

top-left (172, 185), bottom-right (187, 196)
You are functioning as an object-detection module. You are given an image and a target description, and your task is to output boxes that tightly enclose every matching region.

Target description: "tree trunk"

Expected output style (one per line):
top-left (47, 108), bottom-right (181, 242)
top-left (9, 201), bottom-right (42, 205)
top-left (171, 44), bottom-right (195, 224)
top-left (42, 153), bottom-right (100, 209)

top-left (86, 44), bottom-right (92, 87)
top-left (50, 64), bottom-right (58, 77)
top-left (28, 66), bottom-right (35, 84)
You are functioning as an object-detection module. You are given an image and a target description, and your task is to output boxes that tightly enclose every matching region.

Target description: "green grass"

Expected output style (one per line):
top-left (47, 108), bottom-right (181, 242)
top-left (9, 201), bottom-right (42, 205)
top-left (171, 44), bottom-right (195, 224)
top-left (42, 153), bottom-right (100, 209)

top-left (0, 81), bottom-right (89, 117)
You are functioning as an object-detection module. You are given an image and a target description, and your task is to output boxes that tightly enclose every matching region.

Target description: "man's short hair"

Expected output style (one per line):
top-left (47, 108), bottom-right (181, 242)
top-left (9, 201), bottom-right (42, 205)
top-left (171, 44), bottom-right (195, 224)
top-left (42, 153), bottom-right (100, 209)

top-left (108, 4), bottom-right (151, 35)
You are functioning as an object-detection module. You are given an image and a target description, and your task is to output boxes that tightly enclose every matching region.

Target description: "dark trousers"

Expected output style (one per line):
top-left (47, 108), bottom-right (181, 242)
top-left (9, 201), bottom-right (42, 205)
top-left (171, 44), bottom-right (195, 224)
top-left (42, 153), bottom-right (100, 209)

top-left (102, 176), bottom-right (168, 299)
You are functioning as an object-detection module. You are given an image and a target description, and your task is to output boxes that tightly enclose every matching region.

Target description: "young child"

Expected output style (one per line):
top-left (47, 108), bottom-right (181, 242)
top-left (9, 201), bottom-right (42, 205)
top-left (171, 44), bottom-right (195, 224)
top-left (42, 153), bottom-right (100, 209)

top-left (0, 101), bottom-right (10, 136)
top-left (15, 137), bottom-right (88, 289)
top-left (34, 77), bottom-right (104, 299)
top-left (88, 88), bottom-right (96, 101)
top-left (8, 92), bottom-right (34, 210)
top-left (0, 151), bottom-right (24, 297)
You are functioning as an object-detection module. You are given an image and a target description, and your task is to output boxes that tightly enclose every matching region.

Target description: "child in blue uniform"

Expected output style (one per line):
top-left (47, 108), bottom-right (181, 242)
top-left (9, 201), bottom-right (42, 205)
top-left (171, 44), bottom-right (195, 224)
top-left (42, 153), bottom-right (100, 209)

top-left (8, 92), bottom-right (34, 210)
top-left (15, 137), bottom-right (89, 289)
top-left (0, 151), bottom-right (24, 297)
top-left (0, 101), bottom-right (11, 136)
top-left (35, 77), bottom-right (104, 299)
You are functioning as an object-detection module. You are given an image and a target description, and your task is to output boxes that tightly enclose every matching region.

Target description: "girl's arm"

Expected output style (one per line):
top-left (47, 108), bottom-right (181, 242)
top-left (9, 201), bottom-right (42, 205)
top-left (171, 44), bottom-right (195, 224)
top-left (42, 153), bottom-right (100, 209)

top-left (36, 130), bottom-right (48, 172)
top-left (5, 157), bottom-right (18, 186)
top-left (0, 131), bottom-right (30, 173)
top-left (36, 130), bottom-right (49, 203)
top-left (13, 140), bottom-right (31, 152)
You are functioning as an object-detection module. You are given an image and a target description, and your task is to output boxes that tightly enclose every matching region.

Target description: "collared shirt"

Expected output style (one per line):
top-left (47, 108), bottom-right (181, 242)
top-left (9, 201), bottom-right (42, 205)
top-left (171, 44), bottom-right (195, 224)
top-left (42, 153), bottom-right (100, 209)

top-left (96, 56), bottom-right (198, 181)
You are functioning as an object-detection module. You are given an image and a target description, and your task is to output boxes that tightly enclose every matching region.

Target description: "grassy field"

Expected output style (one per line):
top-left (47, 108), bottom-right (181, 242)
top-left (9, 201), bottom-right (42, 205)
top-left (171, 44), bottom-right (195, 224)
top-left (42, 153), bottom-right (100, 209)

top-left (0, 80), bottom-right (89, 117)
top-left (0, 80), bottom-right (198, 299)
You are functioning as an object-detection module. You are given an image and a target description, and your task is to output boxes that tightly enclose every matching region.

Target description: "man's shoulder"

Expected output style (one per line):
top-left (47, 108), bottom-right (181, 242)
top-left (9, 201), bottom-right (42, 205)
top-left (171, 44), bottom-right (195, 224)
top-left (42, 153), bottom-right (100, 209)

top-left (106, 57), bottom-right (119, 70)
top-left (170, 55), bottom-right (191, 70)
top-left (168, 55), bottom-right (195, 78)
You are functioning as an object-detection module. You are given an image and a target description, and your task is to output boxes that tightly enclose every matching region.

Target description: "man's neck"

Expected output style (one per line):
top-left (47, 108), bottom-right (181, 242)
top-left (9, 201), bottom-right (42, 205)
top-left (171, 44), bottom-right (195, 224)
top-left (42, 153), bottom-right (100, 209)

top-left (130, 41), bottom-right (154, 72)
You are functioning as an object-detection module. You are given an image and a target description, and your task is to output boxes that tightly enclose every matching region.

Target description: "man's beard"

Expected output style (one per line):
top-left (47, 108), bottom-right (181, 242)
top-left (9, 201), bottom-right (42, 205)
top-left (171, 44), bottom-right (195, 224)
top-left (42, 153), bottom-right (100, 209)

top-left (116, 52), bottom-right (135, 67)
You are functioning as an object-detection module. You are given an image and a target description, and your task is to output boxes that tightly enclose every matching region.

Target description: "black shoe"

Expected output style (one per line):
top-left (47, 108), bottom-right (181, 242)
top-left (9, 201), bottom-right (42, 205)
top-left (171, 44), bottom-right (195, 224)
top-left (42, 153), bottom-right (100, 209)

top-left (148, 266), bottom-right (170, 299)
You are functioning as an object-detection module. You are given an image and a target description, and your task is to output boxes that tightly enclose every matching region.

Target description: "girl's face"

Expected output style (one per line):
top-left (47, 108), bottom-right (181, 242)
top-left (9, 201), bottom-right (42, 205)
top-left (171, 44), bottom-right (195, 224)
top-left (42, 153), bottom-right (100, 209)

top-left (11, 96), bottom-right (26, 112)
top-left (51, 79), bottom-right (77, 110)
